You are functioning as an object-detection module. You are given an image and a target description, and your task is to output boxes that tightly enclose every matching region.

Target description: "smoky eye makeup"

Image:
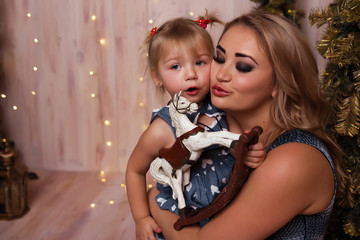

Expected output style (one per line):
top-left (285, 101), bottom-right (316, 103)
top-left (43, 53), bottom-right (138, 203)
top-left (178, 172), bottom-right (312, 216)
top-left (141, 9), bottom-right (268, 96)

top-left (236, 62), bottom-right (254, 72)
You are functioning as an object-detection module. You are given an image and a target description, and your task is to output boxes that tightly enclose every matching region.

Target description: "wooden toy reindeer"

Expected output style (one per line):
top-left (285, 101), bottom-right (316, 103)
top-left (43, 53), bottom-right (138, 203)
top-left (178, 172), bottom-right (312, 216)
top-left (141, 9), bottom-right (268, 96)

top-left (149, 92), bottom-right (262, 229)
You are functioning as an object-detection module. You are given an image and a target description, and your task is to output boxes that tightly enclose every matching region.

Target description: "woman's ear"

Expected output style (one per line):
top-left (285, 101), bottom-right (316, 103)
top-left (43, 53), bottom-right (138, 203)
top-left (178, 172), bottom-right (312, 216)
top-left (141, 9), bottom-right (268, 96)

top-left (150, 69), bottom-right (163, 87)
top-left (271, 86), bottom-right (278, 98)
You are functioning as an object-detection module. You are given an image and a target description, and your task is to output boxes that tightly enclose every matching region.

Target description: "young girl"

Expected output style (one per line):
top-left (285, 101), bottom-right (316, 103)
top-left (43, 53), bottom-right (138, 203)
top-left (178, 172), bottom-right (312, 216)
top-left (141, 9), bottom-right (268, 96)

top-left (126, 13), bottom-right (266, 240)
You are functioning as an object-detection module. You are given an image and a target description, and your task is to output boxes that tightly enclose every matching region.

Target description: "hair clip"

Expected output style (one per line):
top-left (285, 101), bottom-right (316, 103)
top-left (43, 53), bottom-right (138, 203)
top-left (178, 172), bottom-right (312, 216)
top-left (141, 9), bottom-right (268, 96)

top-left (195, 19), bottom-right (212, 29)
top-left (150, 27), bottom-right (157, 38)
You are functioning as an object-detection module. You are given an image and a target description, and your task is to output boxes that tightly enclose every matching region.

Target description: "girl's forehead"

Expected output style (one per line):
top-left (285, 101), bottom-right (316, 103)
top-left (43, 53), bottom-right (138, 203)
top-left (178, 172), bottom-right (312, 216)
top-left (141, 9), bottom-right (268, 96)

top-left (161, 40), bottom-right (211, 58)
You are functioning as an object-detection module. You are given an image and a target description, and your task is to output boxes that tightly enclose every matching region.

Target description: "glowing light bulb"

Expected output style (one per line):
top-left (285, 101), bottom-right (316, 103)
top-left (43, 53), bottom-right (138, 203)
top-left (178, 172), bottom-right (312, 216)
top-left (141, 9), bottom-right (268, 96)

top-left (27, 13), bottom-right (32, 18)
top-left (139, 77), bottom-right (144, 82)
top-left (31, 91), bottom-right (36, 95)
top-left (90, 203), bottom-right (96, 208)
top-left (13, 106), bottom-right (18, 110)
top-left (101, 178), bottom-right (106, 183)
top-left (106, 141), bottom-right (112, 147)
top-left (89, 71), bottom-right (95, 76)
top-left (139, 102), bottom-right (144, 107)
top-left (91, 93), bottom-right (96, 98)
top-left (99, 38), bottom-right (106, 45)
top-left (189, 12), bottom-right (194, 16)
top-left (148, 19), bottom-right (153, 24)
top-left (1, 94), bottom-right (6, 98)
top-left (33, 66), bottom-right (38, 71)
top-left (91, 15), bottom-right (97, 21)
top-left (148, 184), bottom-right (153, 189)
top-left (109, 200), bottom-right (114, 205)
top-left (2, 139), bottom-right (7, 143)
top-left (100, 170), bottom-right (105, 175)
top-left (120, 183), bottom-right (126, 188)
top-left (104, 120), bottom-right (110, 126)
top-left (33, 38), bottom-right (39, 43)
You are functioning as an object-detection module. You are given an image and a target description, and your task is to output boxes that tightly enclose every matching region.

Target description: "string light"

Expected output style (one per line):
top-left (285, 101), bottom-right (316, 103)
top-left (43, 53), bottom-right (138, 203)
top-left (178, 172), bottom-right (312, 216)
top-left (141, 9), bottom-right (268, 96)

top-left (91, 15), bottom-right (97, 21)
top-left (139, 102), bottom-right (144, 107)
top-left (101, 178), bottom-right (107, 183)
top-left (1, 94), bottom-right (6, 98)
top-left (90, 93), bottom-right (96, 98)
top-left (109, 200), bottom-right (115, 205)
top-left (90, 203), bottom-right (96, 208)
top-left (148, 19), bottom-right (153, 24)
top-left (33, 66), bottom-right (38, 71)
top-left (27, 13), bottom-right (32, 18)
top-left (189, 12), bottom-right (194, 16)
top-left (89, 70), bottom-right (95, 76)
top-left (31, 91), bottom-right (36, 95)
top-left (148, 184), bottom-right (153, 189)
top-left (99, 38), bottom-right (106, 45)
top-left (106, 141), bottom-right (112, 147)
top-left (13, 106), bottom-right (18, 110)
top-left (104, 120), bottom-right (110, 126)
top-left (33, 38), bottom-right (39, 43)
top-left (100, 170), bottom-right (105, 176)
top-left (120, 183), bottom-right (126, 188)
top-left (139, 77), bottom-right (144, 82)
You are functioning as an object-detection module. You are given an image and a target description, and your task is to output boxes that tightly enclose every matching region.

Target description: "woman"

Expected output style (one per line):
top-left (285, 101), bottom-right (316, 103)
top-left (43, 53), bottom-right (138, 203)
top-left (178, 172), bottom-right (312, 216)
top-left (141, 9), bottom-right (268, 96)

top-left (148, 11), bottom-right (344, 239)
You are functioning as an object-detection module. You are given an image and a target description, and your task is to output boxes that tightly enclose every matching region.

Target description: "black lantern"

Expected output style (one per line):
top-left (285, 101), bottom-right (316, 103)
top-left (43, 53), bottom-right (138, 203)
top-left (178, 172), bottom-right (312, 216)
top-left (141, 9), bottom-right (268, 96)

top-left (0, 145), bottom-right (29, 220)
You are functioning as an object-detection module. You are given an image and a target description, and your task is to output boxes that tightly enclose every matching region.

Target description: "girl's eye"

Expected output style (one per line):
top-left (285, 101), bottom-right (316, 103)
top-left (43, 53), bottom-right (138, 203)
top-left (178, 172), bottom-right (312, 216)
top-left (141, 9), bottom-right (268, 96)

top-left (195, 60), bottom-right (205, 66)
top-left (236, 63), bottom-right (253, 73)
top-left (170, 64), bottom-right (180, 70)
top-left (213, 55), bottom-right (225, 64)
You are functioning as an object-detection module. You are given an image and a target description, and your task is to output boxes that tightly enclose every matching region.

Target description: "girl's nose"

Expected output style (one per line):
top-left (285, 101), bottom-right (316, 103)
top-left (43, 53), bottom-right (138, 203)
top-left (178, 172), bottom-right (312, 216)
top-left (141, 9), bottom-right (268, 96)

top-left (185, 66), bottom-right (198, 81)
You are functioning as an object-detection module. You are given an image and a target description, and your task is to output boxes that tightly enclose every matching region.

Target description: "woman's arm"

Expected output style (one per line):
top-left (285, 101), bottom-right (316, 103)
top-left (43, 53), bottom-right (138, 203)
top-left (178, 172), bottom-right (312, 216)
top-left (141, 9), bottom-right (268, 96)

top-left (149, 142), bottom-right (334, 240)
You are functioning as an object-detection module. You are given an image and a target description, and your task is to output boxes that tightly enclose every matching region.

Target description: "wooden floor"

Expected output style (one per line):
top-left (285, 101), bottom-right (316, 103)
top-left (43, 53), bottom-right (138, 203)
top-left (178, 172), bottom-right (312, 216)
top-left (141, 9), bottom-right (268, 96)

top-left (0, 169), bottom-right (138, 240)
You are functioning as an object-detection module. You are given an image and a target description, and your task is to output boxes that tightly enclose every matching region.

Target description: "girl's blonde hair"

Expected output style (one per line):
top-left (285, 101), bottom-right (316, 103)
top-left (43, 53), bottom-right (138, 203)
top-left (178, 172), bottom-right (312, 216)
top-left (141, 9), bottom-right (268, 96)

top-left (143, 11), bottom-right (223, 91)
top-left (220, 11), bottom-right (346, 193)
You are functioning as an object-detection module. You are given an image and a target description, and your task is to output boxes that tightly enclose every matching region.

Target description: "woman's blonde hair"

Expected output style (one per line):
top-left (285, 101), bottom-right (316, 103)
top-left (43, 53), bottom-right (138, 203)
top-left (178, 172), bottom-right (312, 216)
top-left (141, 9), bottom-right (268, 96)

top-left (220, 11), bottom-right (346, 193)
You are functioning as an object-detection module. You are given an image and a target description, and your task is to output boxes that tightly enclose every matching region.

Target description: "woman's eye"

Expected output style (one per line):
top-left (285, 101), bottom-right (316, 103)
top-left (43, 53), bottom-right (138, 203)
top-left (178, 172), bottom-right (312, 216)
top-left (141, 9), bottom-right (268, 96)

top-left (213, 56), bottom-right (225, 64)
top-left (236, 63), bottom-right (253, 73)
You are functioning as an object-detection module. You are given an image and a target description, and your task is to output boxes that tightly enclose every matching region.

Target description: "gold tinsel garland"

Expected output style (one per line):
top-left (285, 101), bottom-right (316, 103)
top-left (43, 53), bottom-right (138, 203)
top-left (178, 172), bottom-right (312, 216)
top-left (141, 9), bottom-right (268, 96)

top-left (309, 0), bottom-right (360, 238)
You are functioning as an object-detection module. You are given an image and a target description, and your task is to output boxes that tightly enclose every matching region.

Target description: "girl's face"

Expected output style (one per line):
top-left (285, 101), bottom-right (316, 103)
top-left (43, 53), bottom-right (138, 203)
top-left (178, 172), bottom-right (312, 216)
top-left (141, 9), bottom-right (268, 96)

top-left (152, 42), bottom-right (212, 103)
top-left (210, 25), bottom-right (276, 115)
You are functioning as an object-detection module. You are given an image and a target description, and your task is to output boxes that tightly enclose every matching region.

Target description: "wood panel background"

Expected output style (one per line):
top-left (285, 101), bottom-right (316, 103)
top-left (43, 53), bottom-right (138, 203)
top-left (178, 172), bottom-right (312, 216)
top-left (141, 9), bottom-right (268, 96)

top-left (0, 0), bottom-right (331, 172)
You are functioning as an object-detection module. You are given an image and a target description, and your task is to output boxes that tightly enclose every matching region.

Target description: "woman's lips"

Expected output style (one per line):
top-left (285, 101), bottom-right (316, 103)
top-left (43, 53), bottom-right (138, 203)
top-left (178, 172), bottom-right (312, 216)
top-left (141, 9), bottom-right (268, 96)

top-left (212, 84), bottom-right (229, 97)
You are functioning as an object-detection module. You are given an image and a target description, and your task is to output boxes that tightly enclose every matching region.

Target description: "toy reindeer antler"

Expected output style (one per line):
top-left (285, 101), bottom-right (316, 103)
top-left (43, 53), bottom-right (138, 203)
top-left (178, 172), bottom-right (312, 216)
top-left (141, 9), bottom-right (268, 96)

top-left (173, 126), bottom-right (263, 230)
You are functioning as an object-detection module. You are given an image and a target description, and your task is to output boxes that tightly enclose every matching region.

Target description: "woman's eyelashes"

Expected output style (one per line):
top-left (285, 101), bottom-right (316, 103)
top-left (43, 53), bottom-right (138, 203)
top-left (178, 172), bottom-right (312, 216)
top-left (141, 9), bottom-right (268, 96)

top-left (214, 55), bottom-right (254, 73)
top-left (213, 55), bottom-right (225, 64)
top-left (236, 63), bottom-right (253, 72)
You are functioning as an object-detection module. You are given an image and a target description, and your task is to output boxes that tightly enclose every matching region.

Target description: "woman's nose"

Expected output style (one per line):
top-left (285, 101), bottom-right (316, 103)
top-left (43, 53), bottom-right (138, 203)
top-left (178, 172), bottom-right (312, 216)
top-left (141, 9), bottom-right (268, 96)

top-left (215, 64), bottom-right (231, 82)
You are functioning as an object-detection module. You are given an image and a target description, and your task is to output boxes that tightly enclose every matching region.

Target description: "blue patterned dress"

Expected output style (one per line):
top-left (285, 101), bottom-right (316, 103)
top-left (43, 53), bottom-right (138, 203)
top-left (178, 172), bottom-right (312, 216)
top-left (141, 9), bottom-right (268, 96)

top-left (150, 95), bottom-right (236, 224)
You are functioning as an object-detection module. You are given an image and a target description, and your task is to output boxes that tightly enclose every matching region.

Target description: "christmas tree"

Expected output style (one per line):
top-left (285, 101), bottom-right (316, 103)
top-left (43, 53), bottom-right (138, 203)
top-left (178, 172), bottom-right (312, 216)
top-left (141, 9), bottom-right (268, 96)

top-left (309, 0), bottom-right (360, 238)
top-left (250, 0), bottom-right (304, 27)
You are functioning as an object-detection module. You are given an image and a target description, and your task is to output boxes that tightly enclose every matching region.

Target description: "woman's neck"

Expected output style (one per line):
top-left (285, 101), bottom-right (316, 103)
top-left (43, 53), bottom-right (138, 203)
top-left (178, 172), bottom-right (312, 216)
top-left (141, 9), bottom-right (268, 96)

top-left (225, 108), bottom-right (277, 147)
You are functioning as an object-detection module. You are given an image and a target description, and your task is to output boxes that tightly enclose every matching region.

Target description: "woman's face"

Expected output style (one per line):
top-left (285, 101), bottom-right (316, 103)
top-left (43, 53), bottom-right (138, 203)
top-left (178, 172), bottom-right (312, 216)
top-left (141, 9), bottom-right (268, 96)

top-left (210, 25), bottom-right (276, 115)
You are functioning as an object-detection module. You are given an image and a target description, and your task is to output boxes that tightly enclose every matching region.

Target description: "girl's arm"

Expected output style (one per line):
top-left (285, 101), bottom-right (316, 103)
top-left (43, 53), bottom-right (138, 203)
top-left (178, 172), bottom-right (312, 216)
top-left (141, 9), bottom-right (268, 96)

top-left (126, 117), bottom-right (175, 239)
top-left (149, 142), bottom-right (334, 240)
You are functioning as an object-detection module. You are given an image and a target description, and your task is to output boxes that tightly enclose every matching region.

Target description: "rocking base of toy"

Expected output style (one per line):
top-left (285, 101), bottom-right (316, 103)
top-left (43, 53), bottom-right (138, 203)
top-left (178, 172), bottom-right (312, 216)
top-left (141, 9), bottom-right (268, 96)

top-left (173, 126), bottom-right (263, 231)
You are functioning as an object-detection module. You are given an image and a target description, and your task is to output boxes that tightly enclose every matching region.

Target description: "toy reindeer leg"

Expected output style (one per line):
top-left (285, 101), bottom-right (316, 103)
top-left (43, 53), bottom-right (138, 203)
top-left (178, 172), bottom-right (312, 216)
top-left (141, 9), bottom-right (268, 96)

top-left (173, 126), bottom-right (263, 231)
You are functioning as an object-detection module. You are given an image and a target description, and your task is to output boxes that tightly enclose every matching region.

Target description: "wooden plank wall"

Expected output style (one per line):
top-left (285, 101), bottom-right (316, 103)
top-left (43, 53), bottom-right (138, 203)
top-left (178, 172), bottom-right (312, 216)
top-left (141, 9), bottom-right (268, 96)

top-left (0, 0), bottom-right (331, 172)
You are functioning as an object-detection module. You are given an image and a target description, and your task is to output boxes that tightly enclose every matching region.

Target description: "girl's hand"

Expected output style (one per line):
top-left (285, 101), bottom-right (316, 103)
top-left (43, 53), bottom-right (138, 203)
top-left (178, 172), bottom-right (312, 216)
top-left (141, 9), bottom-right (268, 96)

top-left (135, 215), bottom-right (162, 240)
top-left (245, 141), bottom-right (266, 168)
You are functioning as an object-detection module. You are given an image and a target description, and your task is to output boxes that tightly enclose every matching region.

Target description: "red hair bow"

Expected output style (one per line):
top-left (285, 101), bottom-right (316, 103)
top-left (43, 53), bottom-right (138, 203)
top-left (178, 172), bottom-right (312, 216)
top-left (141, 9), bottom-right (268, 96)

top-left (195, 19), bottom-right (212, 29)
